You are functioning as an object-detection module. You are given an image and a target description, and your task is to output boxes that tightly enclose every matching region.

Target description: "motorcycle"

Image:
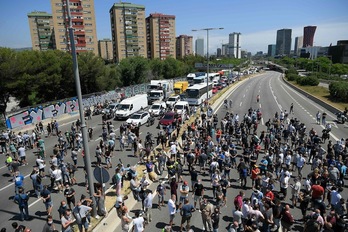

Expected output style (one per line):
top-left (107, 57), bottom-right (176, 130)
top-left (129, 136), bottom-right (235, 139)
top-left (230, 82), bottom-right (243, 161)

top-left (147, 117), bottom-right (155, 127)
top-left (336, 112), bottom-right (347, 124)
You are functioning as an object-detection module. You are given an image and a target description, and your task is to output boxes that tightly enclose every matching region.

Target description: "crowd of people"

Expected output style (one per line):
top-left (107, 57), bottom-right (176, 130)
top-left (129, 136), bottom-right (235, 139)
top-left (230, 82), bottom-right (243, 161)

top-left (112, 100), bottom-right (348, 232)
top-left (1, 94), bottom-right (348, 232)
top-left (0, 117), bottom-right (112, 232)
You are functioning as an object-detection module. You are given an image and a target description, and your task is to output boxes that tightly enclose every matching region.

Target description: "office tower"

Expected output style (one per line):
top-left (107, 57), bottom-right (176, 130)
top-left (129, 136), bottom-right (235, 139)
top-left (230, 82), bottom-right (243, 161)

top-left (98, 39), bottom-right (113, 61)
top-left (176, 35), bottom-right (193, 59)
top-left (267, 44), bottom-right (276, 57)
top-left (216, 48), bottom-right (222, 57)
top-left (276, 29), bottom-right (292, 55)
top-left (294, 36), bottom-right (303, 56)
top-left (110, 2), bottom-right (147, 62)
top-left (303, 26), bottom-right (317, 47)
top-left (51, 0), bottom-right (98, 54)
top-left (146, 13), bottom-right (176, 60)
top-left (195, 38), bottom-right (204, 56)
top-left (227, 32), bottom-right (241, 58)
top-left (27, 11), bottom-right (55, 51)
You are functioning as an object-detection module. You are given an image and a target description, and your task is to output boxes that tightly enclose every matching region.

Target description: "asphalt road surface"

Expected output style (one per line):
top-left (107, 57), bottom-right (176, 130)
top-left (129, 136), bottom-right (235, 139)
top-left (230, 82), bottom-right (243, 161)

top-left (1, 71), bottom-right (346, 231)
top-left (113, 71), bottom-right (347, 232)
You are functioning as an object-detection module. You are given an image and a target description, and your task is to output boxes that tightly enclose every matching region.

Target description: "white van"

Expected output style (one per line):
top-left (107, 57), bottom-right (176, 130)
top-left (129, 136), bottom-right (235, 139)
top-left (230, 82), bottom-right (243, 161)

top-left (174, 101), bottom-right (190, 116)
top-left (166, 95), bottom-right (180, 107)
top-left (115, 94), bottom-right (148, 120)
top-left (148, 101), bottom-right (166, 116)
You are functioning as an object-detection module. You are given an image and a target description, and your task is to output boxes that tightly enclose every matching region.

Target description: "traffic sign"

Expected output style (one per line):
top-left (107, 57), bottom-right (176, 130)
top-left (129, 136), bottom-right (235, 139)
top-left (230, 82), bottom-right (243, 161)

top-left (93, 166), bottom-right (110, 184)
top-left (195, 63), bottom-right (234, 69)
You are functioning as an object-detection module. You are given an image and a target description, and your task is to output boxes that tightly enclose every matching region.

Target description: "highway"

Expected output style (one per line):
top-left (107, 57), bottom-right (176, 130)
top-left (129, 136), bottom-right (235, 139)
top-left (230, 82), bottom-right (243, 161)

top-left (112, 71), bottom-right (347, 232)
top-left (0, 70), bottom-right (346, 231)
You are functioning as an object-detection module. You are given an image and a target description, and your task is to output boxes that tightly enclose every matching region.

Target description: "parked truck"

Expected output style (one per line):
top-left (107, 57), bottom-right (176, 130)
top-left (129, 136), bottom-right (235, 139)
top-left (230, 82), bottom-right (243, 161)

top-left (173, 81), bottom-right (189, 95)
top-left (115, 94), bottom-right (148, 120)
top-left (147, 80), bottom-right (172, 93)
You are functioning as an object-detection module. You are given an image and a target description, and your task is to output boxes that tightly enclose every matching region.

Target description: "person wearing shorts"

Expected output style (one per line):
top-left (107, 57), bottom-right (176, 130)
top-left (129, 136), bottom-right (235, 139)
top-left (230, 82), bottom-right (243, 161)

top-left (168, 194), bottom-right (176, 227)
top-left (193, 179), bottom-right (204, 210)
top-left (180, 198), bottom-right (195, 231)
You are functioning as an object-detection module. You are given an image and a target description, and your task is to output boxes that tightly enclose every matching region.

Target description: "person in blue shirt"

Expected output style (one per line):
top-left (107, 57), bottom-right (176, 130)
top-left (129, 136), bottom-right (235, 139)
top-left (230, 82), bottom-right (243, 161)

top-left (14, 171), bottom-right (24, 195)
top-left (259, 156), bottom-right (268, 175)
top-left (14, 187), bottom-right (30, 221)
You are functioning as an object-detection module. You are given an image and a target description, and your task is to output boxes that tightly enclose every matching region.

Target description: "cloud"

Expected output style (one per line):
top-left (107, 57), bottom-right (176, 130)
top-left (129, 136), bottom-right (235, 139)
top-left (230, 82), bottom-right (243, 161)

top-left (201, 22), bottom-right (348, 55)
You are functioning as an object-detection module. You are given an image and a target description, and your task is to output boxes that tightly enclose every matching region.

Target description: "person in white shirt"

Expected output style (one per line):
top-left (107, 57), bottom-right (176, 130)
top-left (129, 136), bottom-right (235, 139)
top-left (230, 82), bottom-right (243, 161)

top-left (144, 190), bottom-right (153, 223)
top-left (329, 186), bottom-right (342, 208)
top-left (170, 142), bottom-right (177, 160)
top-left (168, 194), bottom-right (176, 228)
top-left (36, 155), bottom-right (46, 176)
top-left (52, 166), bottom-right (63, 191)
top-left (280, 171), bottom-right (290, 199)
top-left (296, 153), bottom-right (306, 178)
top-left (18, 145), bottom-right (28, 166)
top-left (133, 211), bottom-right (145, 232)
top-left (290, 178), bottom-right (301, 207)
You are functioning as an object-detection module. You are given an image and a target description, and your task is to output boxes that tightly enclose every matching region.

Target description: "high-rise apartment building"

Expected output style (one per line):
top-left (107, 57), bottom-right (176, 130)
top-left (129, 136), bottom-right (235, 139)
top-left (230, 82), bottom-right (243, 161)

top-left (303, 26), bottom-right (316, 47)
top-left (98, 39), bottom-right (113, 61)
top-left (267, 44), bottom-right (276, 57)
top-left (109, 2), bottom-right (147, 62)
top-left (195, 38), bottom-right (204, 56)
top-left (276, 29), bottom-right (292, 55)
top-left (227, 32), bottom-right (241, 59)
top-left (176, 35), bottom-right (193, 59)
top-left (51, 0), bottom-right (98, 54)
top-left (294, 36), bottom-right (303, 56)
top-left (146, 13), bottom-right (176, 60)
top-left (27, 11), bottom-right (55, 51)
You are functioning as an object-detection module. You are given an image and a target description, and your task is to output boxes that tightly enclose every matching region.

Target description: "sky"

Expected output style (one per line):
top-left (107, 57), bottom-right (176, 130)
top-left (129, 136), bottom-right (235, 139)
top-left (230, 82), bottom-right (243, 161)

top-left (0, 0), bottom-right (348, 54)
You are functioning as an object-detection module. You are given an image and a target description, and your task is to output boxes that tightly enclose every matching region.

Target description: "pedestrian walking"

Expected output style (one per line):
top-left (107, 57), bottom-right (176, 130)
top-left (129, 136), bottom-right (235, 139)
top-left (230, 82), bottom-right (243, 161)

top-left (41, 185), bottom-right (53, 216)
top-left (72, 201), bottom-right (92, 232)
top-left (13, 187), bottom-right (30, 221)
top-left (168, 194), bottom-right (176, 228)
top-left (200, 197), bottom-right (214, 231)
top-left (180, 198), bottom-right (195, 232)
top-left (42, 215), bottom-right (56, 232)
top-left (133, 211), bottom-right (145, 232)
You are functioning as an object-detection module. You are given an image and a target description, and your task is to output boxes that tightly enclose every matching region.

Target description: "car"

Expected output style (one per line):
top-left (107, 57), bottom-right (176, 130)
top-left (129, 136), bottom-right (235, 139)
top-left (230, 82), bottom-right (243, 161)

top-left (159, 111), bottom-right (176, 126)
top-left (216, 83), bottom-right (223, 90)
top-left (166, 95), bottom-right (180, 107)
top-left (148, 101), bottom-right (166, 116)
top-left (102, 103), bottom-right (119, 115)
top-left (212, 87), bottom-right (218, 94)
top-left (126, 112), bottom-right (150, 127)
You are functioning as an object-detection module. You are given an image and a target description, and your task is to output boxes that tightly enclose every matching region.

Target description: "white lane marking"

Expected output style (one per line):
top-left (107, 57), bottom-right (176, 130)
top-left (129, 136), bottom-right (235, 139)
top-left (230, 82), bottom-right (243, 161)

top-left (243, 94), bottom-right (245, 98)
top-left (259, 104), bottom-right (262, 109)
top-left (277, 76), bottom-right (340, 142)
top-left (0, 173), bottom-right (31, 192)
top-left (240, 102), bottom-right (242, 107)
top-left (29, 198), bottom-right (42, 208)
top-left (95, 137), bottom-right (102, 142)
top-left (269, 79), bottom-right (282, 111)
top-left (261, 118), bottom-right (264, 125)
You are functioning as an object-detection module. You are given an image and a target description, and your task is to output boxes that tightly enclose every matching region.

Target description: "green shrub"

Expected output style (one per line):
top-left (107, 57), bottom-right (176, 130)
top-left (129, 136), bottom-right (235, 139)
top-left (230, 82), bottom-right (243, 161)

top-left (287, 73), bottom-right (298, 81)
top-left (297, 75), bottom-right (319, 86)
top-left (329, 81), bottom-right (348, 102)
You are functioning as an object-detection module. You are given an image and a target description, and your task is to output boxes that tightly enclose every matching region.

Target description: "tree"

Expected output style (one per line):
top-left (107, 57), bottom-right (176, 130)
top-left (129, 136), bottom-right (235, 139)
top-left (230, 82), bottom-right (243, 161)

top-left (0, 47), bottom-right (18, 118)
top-left (149, 58), bottom-right (163, 80)
top-left (118, 56), bottom-right (149, 86)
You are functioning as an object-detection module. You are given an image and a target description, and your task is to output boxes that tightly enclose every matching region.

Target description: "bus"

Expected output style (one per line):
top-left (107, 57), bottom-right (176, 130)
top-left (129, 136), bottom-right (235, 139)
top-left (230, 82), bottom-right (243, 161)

top-left (187, 72), bottom-right (205, 85)
top-left (193, 73), bottom-right (221, 85)
top-left (185, 83), bottom-right (213, 106)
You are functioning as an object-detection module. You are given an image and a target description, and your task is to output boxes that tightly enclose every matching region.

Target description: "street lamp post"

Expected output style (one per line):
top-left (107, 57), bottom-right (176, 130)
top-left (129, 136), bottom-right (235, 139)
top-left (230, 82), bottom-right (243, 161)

top-left (192, 27), bottom-right (224, 106)
top-left (66, 0), bottom-right (97, 216)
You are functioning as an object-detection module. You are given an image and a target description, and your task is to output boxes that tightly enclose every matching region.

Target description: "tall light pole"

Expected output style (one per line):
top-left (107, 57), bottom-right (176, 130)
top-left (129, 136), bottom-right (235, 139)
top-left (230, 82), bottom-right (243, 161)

top-left (192, 27), bottom-right (224, 104)
top-left (66, 0), bottom-right (97, 216)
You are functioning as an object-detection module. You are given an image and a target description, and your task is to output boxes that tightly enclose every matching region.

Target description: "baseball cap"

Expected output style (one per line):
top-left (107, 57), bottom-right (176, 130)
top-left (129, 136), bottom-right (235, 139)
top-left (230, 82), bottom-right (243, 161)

top-left (183, 181), bottom-right (188, 185)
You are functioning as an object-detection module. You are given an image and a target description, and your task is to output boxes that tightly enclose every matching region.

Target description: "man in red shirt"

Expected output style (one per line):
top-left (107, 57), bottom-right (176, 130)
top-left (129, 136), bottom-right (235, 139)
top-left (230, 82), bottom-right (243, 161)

top-left (265, 188), bottom-right (275, 201)
top-left (251, 165), bottom-right (260, 188)
top-left (311, 184), bottom-right (324, 201)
